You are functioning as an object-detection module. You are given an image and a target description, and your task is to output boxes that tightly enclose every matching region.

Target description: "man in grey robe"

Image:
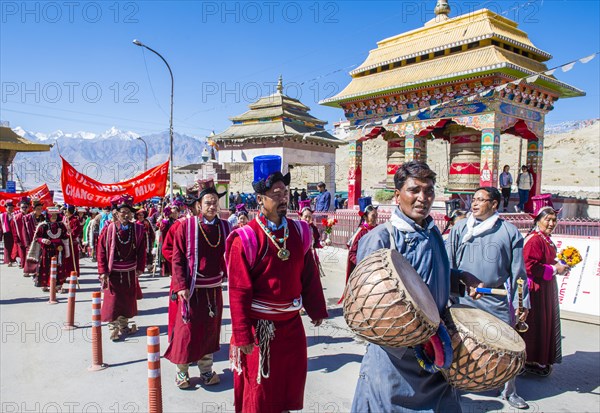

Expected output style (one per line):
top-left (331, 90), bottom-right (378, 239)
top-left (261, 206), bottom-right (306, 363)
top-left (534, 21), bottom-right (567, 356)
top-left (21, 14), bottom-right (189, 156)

top-left (446, 186), bottom-right (530, 410)
top-left (351, 162), bottom-right (483, 413)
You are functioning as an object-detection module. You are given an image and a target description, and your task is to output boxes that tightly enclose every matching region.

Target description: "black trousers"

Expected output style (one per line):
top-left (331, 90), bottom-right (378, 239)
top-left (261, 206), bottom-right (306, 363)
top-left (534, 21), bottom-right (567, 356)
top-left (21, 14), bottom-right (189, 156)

top-left (501, 187), bottom-right (511, 208)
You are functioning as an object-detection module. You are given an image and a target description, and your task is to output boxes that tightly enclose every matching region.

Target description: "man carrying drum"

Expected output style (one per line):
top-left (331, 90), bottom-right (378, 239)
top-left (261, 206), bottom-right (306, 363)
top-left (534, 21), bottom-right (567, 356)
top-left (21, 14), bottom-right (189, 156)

top-left (351, 161), bottom-right (483, 412)
top-left (446, 186), bottom-right (530, 410)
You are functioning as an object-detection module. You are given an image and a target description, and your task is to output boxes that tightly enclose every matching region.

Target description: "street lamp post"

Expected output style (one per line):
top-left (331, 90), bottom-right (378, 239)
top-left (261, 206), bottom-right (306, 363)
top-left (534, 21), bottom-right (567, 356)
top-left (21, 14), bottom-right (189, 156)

top-left (132, 39), bottom-right (174, 200)
top-left (136, 137), bottom-right (148, 171)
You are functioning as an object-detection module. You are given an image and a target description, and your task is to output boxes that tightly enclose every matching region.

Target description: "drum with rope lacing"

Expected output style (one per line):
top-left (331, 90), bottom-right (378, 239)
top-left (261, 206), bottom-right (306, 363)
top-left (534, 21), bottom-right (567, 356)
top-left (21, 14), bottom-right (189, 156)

top-left (343, 248), bottom-right (440, 348)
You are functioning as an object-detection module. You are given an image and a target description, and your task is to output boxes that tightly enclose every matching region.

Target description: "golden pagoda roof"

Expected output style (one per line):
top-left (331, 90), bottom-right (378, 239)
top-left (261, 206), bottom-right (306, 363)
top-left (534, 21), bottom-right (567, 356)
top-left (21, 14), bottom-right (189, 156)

top-left (0, 126), bottom-right (52, 152)
top-left (322, 46), bottom-right (584, 106)
top-left (321, 5), bottom-right (585, 107)
top-left (351, 8), bottom-right (551, 76)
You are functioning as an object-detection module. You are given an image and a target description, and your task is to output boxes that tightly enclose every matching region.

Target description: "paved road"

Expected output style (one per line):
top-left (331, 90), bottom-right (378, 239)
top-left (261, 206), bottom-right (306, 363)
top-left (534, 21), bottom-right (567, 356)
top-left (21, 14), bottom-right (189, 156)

top-left (0, 246), bottom-right (599, 412)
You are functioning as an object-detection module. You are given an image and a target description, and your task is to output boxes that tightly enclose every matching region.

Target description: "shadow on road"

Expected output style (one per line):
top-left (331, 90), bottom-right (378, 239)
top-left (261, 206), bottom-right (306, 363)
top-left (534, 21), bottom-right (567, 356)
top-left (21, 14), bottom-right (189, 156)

top-left (520, 350), bottom-right (600, 400)
top-left (308, 353), bottom-right (363, 372)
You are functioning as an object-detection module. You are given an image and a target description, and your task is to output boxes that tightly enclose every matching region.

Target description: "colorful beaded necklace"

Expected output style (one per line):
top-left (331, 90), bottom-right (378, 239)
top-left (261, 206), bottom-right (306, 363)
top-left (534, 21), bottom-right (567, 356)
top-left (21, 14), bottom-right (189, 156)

top-left (535, 229), bottom-right (556, 250)
top-left (256, 213), bottom-right (290, 260)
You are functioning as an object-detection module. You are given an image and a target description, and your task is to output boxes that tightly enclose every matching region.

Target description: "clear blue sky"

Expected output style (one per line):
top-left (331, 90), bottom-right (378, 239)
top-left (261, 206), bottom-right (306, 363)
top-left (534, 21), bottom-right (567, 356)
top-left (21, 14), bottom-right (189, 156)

top-left (1, 0), bottom-right (598, 137)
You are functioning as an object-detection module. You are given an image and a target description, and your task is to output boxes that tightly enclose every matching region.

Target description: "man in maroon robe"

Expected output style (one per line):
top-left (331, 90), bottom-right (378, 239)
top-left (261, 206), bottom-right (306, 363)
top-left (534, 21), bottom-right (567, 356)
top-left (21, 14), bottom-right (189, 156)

top-left (135, 208), bottom-right (156, 273)
top-left (226, 155), bottom-right (328, 413)
top-left (63, 205), bottom-right (83, 276)
top-left (0, 201), bottom-right (17, 266)
top-left (164, 178), bottom-right (232, 389)
top-left (158, 204), bottom-right (181, 277)
top-left (160, 189), bottom-right (200, 285)
top-left (97, 195), bottom-right (146, 341)
top-left (22, 200), bottom-right (47, 279)
top-left (11, 198), bottom-right (32, 271)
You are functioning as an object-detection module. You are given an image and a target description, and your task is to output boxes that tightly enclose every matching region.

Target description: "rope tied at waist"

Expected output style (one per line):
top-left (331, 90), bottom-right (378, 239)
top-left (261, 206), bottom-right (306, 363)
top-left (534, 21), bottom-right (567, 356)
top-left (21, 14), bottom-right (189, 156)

top-left (256, 319), bottom-right (276, 384)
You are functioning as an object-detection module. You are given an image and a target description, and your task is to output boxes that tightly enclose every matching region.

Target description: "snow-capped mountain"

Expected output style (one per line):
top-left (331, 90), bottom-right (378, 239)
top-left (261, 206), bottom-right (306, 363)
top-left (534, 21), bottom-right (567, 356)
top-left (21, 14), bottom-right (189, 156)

top-left (12, 126), bottom-right (208, 189)
top-left (14, 126), bottom-right (141, 141)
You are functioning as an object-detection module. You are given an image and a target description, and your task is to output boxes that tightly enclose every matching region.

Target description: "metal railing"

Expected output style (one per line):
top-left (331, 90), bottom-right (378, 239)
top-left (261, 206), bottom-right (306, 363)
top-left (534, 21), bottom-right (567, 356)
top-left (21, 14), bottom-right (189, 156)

top-left (221, 209), bottom-right (600, 247)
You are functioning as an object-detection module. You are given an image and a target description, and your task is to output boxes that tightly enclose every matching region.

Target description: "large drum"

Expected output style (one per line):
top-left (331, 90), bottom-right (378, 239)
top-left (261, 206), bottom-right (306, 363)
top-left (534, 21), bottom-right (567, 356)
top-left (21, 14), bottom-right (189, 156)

top-left (343, 248), bottom-right (440, 348)
top-left (442, 305), bottom-right (526, 392)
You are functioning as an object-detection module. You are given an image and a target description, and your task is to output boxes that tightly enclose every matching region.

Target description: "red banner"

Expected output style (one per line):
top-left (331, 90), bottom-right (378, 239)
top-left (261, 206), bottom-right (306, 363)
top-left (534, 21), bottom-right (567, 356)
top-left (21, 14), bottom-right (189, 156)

top-left (0, 184), bottom-right (54, 212)
top-left (60, 157), bottom-right (168, 207)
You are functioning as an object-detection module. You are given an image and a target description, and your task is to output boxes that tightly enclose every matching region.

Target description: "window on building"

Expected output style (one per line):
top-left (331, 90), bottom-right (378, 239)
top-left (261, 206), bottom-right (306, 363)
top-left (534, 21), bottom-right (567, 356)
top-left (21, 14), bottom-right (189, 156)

top-left (467, 41), bottom-right (479, 49)
top-left (492, 40), bottom-right (500, 47)
top-left (434, 50), bottom-right (444, 57)
top-left (421, 53), bottom-right (430, 61)
top-left (406, 57), bottom-right (416, 64)
top-left (450, 46), bottom-right (462, 53)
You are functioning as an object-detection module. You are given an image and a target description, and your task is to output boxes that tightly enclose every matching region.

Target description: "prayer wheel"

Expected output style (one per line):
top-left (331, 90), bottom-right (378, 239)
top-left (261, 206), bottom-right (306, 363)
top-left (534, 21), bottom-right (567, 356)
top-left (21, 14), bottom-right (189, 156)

top-left (386, 137), bottom-right (405, 189)
top-left (447, 126), bottom-right (481, 192)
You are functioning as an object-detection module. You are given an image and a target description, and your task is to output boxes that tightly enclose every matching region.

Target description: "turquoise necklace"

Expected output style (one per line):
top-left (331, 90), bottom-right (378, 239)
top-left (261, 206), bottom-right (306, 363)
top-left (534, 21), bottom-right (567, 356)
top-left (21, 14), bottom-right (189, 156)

top-left (256, 213), bottom-right (290, 261)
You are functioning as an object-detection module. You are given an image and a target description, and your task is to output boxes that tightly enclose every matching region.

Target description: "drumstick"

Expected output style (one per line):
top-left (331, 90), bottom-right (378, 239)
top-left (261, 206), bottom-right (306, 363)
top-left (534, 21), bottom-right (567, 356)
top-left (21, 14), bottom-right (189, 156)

top-left (475, 287), bottom-right (508, 296)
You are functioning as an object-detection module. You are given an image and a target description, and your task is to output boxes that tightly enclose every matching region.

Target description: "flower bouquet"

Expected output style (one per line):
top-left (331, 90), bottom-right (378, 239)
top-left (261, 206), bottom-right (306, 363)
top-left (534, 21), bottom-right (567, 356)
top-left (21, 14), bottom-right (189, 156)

top-left (557, 246), bottom-right (582, 268)
top-left (321, 218), bottom-right (338, 246)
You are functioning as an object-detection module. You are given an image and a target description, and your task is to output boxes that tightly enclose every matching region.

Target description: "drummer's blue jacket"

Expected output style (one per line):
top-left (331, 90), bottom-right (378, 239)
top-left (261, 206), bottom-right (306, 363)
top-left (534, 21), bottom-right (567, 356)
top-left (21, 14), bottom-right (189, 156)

top-left (356, 207), bottom-right (463, 313)
top-left (352, 207), bottom-right (464, 413)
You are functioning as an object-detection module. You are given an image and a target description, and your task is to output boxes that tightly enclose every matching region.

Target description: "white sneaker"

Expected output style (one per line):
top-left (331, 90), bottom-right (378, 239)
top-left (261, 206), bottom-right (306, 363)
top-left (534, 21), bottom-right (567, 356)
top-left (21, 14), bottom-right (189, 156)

top-left (514, 205), bottom-right (520, 213)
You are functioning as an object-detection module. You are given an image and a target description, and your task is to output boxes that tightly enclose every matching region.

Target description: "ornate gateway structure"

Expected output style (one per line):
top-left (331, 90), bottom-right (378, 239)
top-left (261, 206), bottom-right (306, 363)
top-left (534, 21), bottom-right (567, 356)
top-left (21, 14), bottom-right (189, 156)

top-left (321, 1), bottom-right (584, 207)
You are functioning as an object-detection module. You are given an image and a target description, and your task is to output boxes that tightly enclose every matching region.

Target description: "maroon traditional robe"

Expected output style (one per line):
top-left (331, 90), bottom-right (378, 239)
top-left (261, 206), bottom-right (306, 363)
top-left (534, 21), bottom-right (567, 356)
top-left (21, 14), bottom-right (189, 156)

top-left (23, 213), bottom-right (47, 274)
top-left (159, 218), bottom-right (178, 276)
top-left (63, 215), bottom-right (82, 276)
top-left (0, 211), bottom-right (16, 264)
top-left (97, 222), bottom-right (146, 322)
top-left (521, 231), bottom-right (562, 366)
top-left (346, 223), bottom-right (376, 283)
top-left (32, 221), bottom-right (70, 287)
top-left (137, 218), bottom-right (156, 268)
top-left (310, 223), bottom-right (322, 249)
top-left (12, 212), bottom-right (43, 270)
top-left (226, 216), bottom-right (328, 413)
top-left (164, 217), bottom-right (231, 364)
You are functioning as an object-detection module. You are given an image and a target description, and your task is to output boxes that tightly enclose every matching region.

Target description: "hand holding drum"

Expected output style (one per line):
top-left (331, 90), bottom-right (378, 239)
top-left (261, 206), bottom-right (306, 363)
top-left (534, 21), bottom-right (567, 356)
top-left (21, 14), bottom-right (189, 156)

top-left (342, 248), bottom-right (440, 348)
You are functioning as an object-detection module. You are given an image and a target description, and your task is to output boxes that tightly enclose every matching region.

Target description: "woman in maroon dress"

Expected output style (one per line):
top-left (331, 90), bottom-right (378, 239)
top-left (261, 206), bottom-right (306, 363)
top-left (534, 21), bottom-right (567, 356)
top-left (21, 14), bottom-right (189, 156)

top-left (339, 197), bottom-right (378, 304)
top-left (522, 205), bottom-right (568, 376)
top-left (97, 195), bottom-right (146, 341)
top-left (346, 197), bottom-right (378, 282)
top-left (29, 207), bottom-right (69, 292)
top-left (135, 208), bottom-right (156, 272)
top-left (233, 205), bottom-right (250, 229)
top-left (298, 200), bottom-right (322, 249)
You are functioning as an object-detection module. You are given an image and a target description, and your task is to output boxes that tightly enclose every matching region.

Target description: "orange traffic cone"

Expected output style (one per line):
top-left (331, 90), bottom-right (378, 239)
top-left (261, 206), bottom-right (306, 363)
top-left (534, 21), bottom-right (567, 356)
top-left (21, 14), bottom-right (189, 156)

top-left (48, 256), bottom-right (58, 305)
top-left (88, 291), bottom-right (108, 371)
top-left (147, 326), bottom-right (163, 413)
top-left (63, 271), bottom-right (78, 330)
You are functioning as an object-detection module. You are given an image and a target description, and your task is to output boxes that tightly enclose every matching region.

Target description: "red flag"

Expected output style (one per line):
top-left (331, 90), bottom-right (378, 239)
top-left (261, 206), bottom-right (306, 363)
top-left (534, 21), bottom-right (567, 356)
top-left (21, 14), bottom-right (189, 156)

top-left (0, 184), bottom-right (54, 212)
top-left (60, 157), bottom-right (168, 207)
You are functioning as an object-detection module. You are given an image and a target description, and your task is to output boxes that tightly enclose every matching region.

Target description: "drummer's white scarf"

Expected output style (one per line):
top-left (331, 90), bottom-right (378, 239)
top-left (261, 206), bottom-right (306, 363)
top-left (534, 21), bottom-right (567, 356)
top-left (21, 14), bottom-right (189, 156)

top-left (389, 212), bottom-right (417, 233)
top-left (461, 212), bottom-right (499, 244)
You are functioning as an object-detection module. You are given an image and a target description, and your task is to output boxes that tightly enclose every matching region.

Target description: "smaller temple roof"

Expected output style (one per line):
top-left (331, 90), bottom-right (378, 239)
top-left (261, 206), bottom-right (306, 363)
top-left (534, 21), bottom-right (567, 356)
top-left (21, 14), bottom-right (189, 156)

top-left (0, 126), bottom-right (52, 152)
top-left (214, 76), bottom-right (344, 147)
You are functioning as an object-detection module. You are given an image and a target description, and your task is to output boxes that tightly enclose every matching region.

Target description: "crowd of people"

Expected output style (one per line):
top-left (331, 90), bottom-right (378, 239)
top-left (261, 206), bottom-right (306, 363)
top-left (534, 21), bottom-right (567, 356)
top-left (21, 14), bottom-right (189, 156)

top-left (0, 157), bottom-right (569, 412)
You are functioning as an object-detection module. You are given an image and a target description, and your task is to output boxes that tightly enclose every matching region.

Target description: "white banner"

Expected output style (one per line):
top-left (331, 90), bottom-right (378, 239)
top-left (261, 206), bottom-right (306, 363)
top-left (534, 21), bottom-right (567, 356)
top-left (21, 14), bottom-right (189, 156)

top-left (552, 236), bottom-right (600, 319)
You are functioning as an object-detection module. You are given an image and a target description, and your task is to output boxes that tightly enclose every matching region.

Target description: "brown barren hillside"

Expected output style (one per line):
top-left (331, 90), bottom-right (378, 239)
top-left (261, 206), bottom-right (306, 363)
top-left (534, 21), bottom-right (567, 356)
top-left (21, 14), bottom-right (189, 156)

top-left (333, 120), bottom-right (600, 199)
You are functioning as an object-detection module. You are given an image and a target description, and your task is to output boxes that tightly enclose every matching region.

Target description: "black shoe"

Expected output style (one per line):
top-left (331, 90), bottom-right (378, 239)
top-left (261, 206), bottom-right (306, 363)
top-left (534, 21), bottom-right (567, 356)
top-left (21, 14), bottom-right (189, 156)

top-left (503, 394), bottom-right (529, 410)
